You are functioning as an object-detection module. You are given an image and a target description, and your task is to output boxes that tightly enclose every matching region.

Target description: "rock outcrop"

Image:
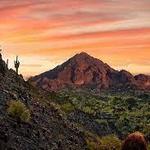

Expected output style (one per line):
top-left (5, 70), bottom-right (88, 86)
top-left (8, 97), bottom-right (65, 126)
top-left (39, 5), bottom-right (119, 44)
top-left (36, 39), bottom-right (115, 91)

top-left (30, 52), bottom-right (150, 91)
top-left (135, 74), bottom-right (150, 90)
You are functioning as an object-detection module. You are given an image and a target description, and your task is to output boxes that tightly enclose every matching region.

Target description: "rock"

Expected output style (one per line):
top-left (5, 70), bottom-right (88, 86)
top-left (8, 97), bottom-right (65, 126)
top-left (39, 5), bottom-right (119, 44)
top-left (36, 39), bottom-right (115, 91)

top-left (135, 74), bottom-right (150, 90)
top-left (0, 131), bottom-right (9, 143)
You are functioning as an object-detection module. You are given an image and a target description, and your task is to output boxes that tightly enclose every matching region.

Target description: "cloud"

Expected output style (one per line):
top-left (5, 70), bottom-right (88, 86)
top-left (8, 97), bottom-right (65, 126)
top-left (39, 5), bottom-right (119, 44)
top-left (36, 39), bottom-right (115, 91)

top-left (0, 0), bottom-right (149, 76)
top-left (22, 64), bottom-right (42, 67)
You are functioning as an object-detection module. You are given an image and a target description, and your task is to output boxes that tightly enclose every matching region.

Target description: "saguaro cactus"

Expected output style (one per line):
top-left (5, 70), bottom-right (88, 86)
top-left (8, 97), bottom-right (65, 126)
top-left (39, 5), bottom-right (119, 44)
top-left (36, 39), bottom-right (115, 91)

top-left (6, 59), bottom-right (9, 68)
top-left (0, 49), bottom-right (2, 59)
top-left (0, 48), bottom-right (7, 75)
top-left (14, 56), bottom-right (20, 74)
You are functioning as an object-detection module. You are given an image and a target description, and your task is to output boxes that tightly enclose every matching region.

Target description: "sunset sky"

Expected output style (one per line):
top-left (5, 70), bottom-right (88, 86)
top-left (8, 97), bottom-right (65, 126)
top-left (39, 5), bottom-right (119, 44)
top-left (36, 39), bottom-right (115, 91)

top-left (0, 0), bottom-right (150, 78)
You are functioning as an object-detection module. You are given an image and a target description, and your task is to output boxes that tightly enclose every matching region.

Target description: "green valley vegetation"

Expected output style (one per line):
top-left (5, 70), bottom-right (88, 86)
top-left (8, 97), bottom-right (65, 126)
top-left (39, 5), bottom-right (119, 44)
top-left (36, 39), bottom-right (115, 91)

top-left (47, 89), bottom-right (150, 149)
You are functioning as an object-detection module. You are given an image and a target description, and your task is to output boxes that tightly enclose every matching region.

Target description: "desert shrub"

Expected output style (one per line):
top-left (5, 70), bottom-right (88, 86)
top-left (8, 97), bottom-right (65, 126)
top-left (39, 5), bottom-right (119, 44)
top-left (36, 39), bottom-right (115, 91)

top-left (112, 97), bottom-right (123, 106)
top-left (7, 100), bottom-right (31, 122)
top-left (138, 93), bottom-right (149, 100)
top-left (95, 119), bottom-right (109, 130)
top-left (61, 103), bottom-right (74, 113)
top-left (86, 139), bottom-right (100, 150)
top-left (148, 145), bottom-right (150, 150)
top-left (125, 97), bottom-right (137, 110)
top-left (86, 133), bottom-right (121, 150)
top-left (85, 133), bottom-right (101, 150)
top-left (99, 135), bottom-right (121, 150)
top-left (143, 124), bottom-right (150, 141)
top-left (82, 106), bottom-right (94, 114)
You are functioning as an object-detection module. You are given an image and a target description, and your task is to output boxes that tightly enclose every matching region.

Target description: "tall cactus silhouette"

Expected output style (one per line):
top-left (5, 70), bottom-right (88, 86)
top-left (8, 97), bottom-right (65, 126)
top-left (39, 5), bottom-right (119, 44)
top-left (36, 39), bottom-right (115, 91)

top-left (0, 48), bottom-right (2, 59)
top-left (6, 59), bottom-right (9, 68)
top-left (14, 56), bottom-right (20, 74)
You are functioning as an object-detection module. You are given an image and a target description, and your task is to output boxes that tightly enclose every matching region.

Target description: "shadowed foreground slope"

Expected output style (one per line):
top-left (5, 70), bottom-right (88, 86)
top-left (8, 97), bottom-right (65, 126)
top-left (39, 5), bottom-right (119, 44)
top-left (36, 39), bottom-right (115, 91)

top-left (0, 56), bottom-right (87, 149)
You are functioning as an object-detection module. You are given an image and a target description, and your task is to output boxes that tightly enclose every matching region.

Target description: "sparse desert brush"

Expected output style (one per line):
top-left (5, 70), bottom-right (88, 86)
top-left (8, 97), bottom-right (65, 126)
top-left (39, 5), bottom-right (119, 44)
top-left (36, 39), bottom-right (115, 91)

top-left (61, 102), bottom-right (74, 113)
top-left (7, 100), bottom-right (31, 122)
top-left (100, 135), bottom-right (121, 150)
top-left (86, 134), bottom-right (121, 150)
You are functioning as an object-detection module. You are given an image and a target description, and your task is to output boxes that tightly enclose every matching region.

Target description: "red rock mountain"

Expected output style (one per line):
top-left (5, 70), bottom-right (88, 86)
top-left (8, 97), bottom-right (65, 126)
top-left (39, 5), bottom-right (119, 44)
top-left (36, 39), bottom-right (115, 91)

top-left (30, 52), bottom-right (150, 91)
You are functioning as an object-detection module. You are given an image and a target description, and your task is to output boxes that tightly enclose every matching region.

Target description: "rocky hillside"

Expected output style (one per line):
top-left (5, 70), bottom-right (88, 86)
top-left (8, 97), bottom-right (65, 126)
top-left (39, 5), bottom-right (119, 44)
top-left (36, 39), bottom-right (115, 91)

top-left (0, 55), bottom-right (87, 150)
top-left (30, 52), bottom-right (150, 91)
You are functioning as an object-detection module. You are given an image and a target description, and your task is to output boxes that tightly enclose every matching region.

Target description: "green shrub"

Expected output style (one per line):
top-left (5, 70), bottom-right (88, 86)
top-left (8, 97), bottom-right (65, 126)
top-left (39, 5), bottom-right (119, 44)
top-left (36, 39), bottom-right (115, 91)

top-left (100, 135), bottom-right (121, 150)
top-left (148, 144), bottom-right (150, 150)
top-left (86, 139), bottom-right (100, 150)
top-left (86, 133), bottom-right (101, 150)
top-left (82, 106), bottom-right (94, 114)
top-left (61, 103), bottom-right (74, 113)
top-left (86, 134), bottom-right (121, 150)
top-left (7, 100), bottom-right (31, 122)
top-left (125, 97), bottom-right (137, 110)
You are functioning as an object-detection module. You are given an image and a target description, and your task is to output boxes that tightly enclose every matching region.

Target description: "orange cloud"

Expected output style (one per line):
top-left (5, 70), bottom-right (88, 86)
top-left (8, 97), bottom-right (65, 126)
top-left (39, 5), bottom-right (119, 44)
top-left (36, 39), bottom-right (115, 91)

top-left (0, 0), bottom-right (150, 77)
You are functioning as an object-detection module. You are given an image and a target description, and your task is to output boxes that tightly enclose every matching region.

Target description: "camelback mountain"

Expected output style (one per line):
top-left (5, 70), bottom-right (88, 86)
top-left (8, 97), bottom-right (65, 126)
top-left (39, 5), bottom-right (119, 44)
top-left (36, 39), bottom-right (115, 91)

top-left (30, 52), bottom-right (150, 91)
top-left (0, 54), bottom-right (87, 149)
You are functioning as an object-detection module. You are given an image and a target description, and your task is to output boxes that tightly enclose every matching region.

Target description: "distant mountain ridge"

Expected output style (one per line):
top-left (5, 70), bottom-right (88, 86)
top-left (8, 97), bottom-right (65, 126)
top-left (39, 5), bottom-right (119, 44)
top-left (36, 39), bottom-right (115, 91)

top-left (30, 52), bottom-right (150, 91)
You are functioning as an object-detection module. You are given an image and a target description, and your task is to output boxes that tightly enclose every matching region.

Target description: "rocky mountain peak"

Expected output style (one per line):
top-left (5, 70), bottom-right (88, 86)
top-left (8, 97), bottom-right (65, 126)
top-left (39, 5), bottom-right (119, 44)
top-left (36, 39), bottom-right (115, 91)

top-left (75, 52), bottom-right (90, 57)
top-left (30, 52), bottom-right (150, 91)
top-left (73, 52), bottom-right (94, 60)
top-left (69, 52), bottom-right (104, 64)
